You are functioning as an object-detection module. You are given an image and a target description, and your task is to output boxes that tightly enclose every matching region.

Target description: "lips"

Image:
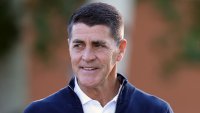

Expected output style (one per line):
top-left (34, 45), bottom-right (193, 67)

top-left (80, 66), bottom-right (98, 71)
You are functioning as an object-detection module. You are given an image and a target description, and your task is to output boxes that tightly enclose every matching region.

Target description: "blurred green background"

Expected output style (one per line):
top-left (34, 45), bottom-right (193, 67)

top-left (0, 0), bottom-right (200, 113)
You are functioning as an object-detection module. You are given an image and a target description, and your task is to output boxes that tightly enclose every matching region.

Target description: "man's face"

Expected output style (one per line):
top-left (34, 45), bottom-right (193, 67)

top-left (69, 23), bottom-right (123, 88)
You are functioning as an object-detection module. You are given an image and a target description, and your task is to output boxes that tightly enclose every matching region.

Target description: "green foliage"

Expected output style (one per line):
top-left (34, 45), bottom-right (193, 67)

top-left (182, 29), bottom-right (200, 63)
top-left (0, 0), bottom-right (83, 59)
top-left (32, 0), bottom-right (84, 59)
top-left (0, 0), bottom-right (19, 58)
top-left (34, 13), bottom-right (51, 58)
top-left (154, 0), bottom-right (179, 21)
top-left (151, 0), bottom-right (200, 75)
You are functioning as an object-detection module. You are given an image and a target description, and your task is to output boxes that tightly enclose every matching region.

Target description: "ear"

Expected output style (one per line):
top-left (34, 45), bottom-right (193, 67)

top-left (116, 39), bottom-right (127, 61)
top-left (67, 38), bottom-right (70, 45)
top-left (67, 38), bottom-right (71, 53)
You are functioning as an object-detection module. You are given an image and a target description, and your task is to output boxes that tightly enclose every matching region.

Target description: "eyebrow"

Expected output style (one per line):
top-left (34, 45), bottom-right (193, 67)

top-left (72, 39), bottom-right (84, 43)
top-left (72, 39), bottom-right (107, 45)
top-left (92, 40), bottom-right (107, 45)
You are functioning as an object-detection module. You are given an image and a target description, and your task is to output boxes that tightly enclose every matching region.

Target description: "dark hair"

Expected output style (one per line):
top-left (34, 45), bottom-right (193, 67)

top-left (67, 2), bottom-right (123, 43)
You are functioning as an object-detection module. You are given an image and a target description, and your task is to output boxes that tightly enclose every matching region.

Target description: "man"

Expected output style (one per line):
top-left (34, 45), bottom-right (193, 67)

top-left (24, 2), bottom-right (173, 113)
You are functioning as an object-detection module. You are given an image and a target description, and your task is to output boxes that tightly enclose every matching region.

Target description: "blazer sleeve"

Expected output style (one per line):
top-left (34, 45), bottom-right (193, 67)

top-left (24, 101), bottom-right (50, 113)
top-left (166, 104), bottom-right (174, 113)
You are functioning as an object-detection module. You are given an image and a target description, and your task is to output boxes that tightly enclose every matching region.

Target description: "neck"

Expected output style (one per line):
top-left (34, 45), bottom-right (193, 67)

top-left (79, 73), bottom-right (120, 106)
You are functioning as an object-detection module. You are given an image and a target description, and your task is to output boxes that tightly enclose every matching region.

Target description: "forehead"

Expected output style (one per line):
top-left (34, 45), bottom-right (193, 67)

top-left (71, 23), bottom-right (113, 41)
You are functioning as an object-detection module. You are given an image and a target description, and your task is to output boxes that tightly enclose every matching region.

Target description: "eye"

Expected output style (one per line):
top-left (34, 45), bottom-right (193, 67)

top-left (73, 43), bottom-right (83, 48)
top-left (94, 43), bottom-right (106, 48)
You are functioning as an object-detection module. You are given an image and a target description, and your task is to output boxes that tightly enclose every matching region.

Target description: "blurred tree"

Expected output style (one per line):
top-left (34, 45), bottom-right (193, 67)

top-left (0, 0), bottom-right (84, 59)
top-left (0, 0), bottom-right (19, 58)
top-left (26, 0), bottom-right (84, 59)
top-left (149, 0), bottom-right (200, 76)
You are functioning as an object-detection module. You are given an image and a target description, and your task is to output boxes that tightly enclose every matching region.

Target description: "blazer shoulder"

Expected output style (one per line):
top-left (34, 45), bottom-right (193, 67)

top-left (125, 83), bottom-right (173, 113)
top-left (134, 87), bottom-right (173, 112)
top-left (23, 87), bottom-right (73, 113)
top-left (24, 100), bottom-right (51, 113)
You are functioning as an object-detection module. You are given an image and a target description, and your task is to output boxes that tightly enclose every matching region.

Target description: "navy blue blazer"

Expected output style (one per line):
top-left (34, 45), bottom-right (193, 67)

top-left (24, 73), bottom-right (173, 113)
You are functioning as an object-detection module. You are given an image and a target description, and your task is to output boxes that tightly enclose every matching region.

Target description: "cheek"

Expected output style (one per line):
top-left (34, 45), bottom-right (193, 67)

top-left (111, 52), bottom-right (119, 63)
top-left (98, 50), bottom-right (118, 64)
top-left (70, 51), bottom-right (81, 64)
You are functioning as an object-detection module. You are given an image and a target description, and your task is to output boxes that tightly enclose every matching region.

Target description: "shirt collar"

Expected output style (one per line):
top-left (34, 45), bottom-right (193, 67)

top-left (113, 84), bottom-right (122, 102)
top-left (74, 77), bottom-right (122, 105)
top-left (74, 77), bottom-right (92, 105)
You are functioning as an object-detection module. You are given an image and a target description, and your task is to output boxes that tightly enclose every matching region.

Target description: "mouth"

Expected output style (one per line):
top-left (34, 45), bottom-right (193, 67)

top-left (80, 66), bottom-right (99, 71)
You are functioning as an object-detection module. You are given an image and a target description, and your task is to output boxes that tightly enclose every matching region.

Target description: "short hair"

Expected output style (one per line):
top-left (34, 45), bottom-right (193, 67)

top-left (67, 2), bottom-right (124, 43)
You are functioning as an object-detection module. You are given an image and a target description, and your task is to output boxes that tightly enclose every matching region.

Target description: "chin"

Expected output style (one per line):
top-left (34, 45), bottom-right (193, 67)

top-left (78, 75), bottom-right (101, 88)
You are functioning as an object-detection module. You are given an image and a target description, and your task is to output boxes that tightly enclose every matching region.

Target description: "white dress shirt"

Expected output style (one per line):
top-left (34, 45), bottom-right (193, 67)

top-left (74, 78), bottom-right (121, 113)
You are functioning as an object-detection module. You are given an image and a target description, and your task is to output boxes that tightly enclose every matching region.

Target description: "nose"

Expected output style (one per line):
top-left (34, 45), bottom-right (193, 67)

top-left (82, 48), bottom-right (96, 62)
